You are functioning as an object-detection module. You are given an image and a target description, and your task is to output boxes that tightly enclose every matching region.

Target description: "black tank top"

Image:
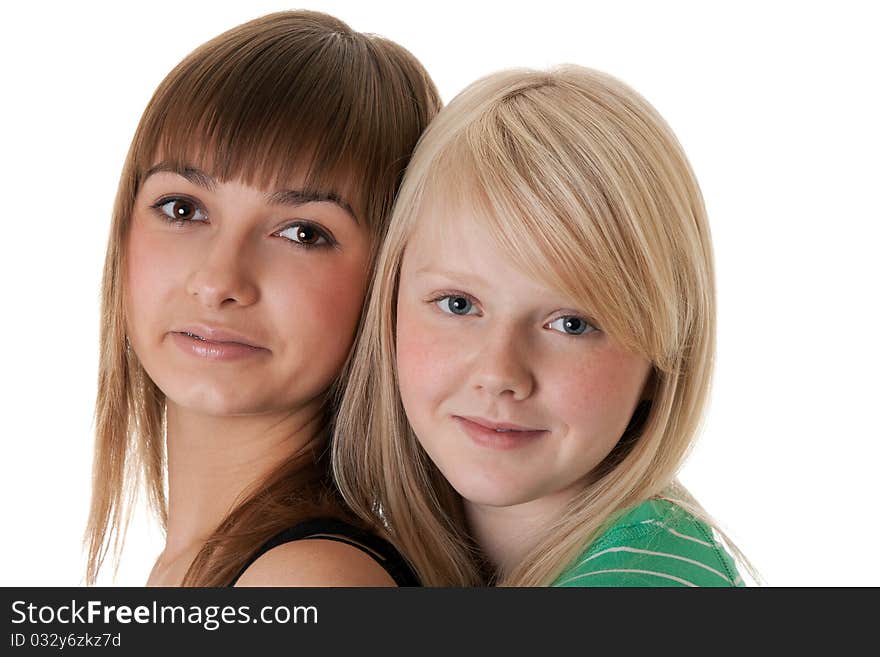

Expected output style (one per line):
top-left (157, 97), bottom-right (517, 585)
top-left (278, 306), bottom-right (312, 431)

top-left (228, 518), bottom-right (420, 586)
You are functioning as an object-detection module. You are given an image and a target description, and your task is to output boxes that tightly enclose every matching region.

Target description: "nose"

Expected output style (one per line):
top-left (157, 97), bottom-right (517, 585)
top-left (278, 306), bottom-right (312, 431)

top-left (185, 236), bottom-right (259, 310)
top-left (470, 326), bottom-right (535, 401)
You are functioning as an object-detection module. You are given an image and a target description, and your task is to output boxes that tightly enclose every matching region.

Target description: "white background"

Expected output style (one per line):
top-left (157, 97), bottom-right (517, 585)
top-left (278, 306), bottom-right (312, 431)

top-left (1, 0), bottom-right (877, 586)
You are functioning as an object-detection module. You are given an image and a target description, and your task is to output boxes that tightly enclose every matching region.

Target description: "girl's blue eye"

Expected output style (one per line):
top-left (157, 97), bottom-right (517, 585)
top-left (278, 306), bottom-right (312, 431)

top-left (436, 295), bottom-right (477, 316)
top-left (277, 223), bottom-right (331, 247)
top-left (156, 198), bottom-right (207, 223)
top-left (546, 316), bottom-right (596, 336)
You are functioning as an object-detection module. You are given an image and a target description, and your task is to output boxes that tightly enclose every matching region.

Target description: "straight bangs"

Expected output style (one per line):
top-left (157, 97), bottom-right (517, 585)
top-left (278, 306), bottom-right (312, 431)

top-left (130, 11), bottom-right (435, 237)
top-left (421, 90), bottom-right (680, 371)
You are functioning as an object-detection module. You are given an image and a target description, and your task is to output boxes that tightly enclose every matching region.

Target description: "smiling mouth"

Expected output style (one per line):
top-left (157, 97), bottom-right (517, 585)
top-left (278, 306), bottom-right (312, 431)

top-left (453, 416), bottom-right (548, 450)
top-left (182, 331), bottom-right (206, 341)
top-left (454, 415), bottom-right (545, 433)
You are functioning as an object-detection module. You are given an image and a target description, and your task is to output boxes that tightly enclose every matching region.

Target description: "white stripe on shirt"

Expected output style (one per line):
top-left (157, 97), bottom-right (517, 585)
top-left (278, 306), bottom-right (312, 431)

top-left (558, 568), bottom-right (697, 587)
top-left (574, 546), bottom-right (732, 584)
top-left (638, 519), bottom-right (714, 547)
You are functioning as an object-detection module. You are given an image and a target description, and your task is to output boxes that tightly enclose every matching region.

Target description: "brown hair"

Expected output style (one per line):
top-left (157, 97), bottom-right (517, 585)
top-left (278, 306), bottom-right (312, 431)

top-left (85, 10), bottom-right (440, 585)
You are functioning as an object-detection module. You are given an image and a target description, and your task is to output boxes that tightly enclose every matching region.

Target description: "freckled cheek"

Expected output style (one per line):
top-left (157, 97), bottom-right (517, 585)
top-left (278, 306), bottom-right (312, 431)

top-left (544, 350), bottom-right (649, 435)
top-left (396, 305), bottom-right (461, 416)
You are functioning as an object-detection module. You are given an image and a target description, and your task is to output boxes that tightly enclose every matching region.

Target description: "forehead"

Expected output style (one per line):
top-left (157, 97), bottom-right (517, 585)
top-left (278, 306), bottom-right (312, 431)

top-left (404, 197), bottom-right (555, 297)
top-left (406, 191), bottom-right (490, 258)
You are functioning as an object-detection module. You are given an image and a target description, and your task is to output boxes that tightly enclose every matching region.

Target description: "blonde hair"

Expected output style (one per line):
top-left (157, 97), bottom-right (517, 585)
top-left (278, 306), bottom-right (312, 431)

top-left (85, 10), bottom-right (440, 585)
top-left (333, 65), bottom-right (758, 586)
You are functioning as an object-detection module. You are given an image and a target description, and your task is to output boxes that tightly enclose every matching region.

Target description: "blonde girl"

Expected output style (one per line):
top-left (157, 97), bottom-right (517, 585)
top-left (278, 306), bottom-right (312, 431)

top-left (86, 10), bottom-right (439, 586)
top-left (333, 65), bottom-right (757, 586)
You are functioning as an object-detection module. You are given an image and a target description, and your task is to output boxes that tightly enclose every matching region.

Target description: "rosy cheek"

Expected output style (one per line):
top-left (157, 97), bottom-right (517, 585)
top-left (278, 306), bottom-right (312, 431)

top-left (312, 263), bottom-right (367, 329)
top-left (549, 348), bottom-right (649, 435)
top-left (396, 306), bottom-right (453, 412)
top-left (275, 255), bottom-right (368, 355)
top-left (553, 382), bottom-right (610, 434)
top-left (125, 222), bottom-right (178, 329)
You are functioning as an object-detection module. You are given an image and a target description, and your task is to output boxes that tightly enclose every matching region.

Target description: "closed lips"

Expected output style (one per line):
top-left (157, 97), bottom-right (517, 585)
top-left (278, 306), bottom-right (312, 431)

top-left (172, 325), bottom-right (267, 350)
top-left (455, 416), bottom-right (546, 433)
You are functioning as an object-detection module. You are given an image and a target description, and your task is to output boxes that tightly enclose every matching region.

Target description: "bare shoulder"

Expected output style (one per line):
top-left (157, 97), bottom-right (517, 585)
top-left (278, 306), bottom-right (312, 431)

top-left (234, 539), bottom-right (397, 587)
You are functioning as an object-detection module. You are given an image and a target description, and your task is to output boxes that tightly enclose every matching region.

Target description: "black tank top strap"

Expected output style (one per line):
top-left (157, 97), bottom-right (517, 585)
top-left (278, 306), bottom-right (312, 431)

top-left (229, 518), bottom-right (420, 587)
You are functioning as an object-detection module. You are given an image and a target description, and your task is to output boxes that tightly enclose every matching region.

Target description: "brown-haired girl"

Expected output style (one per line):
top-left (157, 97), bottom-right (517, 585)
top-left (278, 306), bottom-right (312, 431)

top-left (86, 10), bottom-right (439, 586)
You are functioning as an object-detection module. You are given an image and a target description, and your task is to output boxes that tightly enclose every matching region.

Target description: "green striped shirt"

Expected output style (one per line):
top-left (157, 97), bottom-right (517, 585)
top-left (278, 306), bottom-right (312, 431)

top-left (553, 499), bottom-right (744, 587)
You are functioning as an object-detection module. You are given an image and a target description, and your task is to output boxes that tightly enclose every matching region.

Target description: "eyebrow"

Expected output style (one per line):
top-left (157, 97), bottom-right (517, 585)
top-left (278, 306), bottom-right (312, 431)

top-left (144, 162), bottom-right (359, 224)
top-left (145, 162), bottom-right (216, 190)
top-left (266, 189), bottom-right (359, 225)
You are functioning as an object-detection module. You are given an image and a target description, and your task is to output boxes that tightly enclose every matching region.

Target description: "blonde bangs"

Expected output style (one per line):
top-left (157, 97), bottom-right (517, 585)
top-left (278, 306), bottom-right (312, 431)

top-left (422, 88), bottom-right (680, 368)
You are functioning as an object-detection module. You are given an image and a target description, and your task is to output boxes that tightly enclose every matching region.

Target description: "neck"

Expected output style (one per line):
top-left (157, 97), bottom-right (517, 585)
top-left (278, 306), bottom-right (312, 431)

top-left (163, 399), bottom-right (326, 557)
top-left (464, 487), bottom-right (578, 579)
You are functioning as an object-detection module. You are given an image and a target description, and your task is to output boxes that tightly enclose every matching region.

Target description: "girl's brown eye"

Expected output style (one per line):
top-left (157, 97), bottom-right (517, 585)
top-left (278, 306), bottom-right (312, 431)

top-left (294, 225), bottom-right (318, 244)
top-left (170, 200), bottom-right (195, 220)
top-left (155, 198), bottom-right (207, 223)
top-left (277, 222), bottom-right (332, 248)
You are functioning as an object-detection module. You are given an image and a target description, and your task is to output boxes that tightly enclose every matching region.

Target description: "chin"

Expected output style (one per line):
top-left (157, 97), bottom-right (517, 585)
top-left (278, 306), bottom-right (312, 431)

top-left (445, 470), bottom-right (542, 509)
top-left (164, 380), bottom-right (268, 417)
